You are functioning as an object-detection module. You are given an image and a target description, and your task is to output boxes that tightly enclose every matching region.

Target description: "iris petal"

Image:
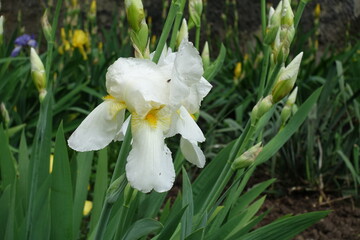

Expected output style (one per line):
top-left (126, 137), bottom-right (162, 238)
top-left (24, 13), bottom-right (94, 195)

top-left (126, 116), bottom-right (175, 193)
top-left (68, 100), bottom-right (125, 151)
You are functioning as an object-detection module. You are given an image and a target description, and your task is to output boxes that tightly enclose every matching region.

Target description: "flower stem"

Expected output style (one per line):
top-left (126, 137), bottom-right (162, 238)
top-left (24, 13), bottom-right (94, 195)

top-left (257, 46), bottom-right (270, 99)
top-left (261, 0), bottom-right (267, 38)
top-left (294, 0), bottom-right (308, 30)
top-left (195, 25), bottom-right (201, 50)
top-left (152, 0), bottom-right (180, 63)
top-left (169, 0), bottom-right (186, 50)
top-left (110, 125), bottom-right (132, 184)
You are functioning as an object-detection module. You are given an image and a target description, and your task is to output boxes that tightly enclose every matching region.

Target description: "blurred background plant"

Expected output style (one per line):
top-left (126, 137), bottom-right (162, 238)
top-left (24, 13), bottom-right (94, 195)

top-left (0, 0), bottom-right (358, 239)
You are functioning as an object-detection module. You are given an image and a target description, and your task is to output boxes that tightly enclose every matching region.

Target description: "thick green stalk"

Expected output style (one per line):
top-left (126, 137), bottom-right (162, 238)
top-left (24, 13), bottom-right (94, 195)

top-left (169, 0), bottom-right (187, 50)
top-left (110, 125), bottom-right (132, 184)
top-left (94, 202), bottom-right (113, 240)
top-left (152, 0), bottom-right (180, 63)
top-left (195, 25), bottom-right (201, 50)
top-left (261, 0), bottom-right (267, 37)
top-left (257, 46), bottom-right (270, 99)
top-left (294, 0), bottom-right (308, 30)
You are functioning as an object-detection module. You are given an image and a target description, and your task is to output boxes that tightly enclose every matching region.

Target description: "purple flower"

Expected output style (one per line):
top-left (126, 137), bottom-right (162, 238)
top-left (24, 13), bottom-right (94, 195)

top-left (11, 34), bottom-right (38, 57)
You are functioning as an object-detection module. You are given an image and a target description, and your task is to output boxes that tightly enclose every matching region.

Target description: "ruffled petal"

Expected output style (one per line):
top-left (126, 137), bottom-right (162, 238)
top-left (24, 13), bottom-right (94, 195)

top-left (182, 76), bottom-right (212, 114)
top-left (180, 138), bottom-right (205, 168)
top-left (68, 100), bottom-right (126, 151)
top-left (106, 58), bottom-right (170, 117)
top-left (170, 40), bottom-right (204, 107)
top-left (126, 116), bottom-right (175, 193)
top-left (166, 106), bottom-right (205, 142)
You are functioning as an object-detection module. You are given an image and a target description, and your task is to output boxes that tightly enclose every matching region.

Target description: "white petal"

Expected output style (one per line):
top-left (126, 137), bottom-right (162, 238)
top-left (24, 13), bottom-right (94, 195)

top-left (180, 138), bottom-right (205, 168)
top-left (68, 101), bottom-right (125, 152)
top-left (114, 115), bottom-right (131, 141)
top-left (170, 40), bottom-right (204, 106)
top-left (106, 58), bottom-right (170, 117)
top-left (126, 117), bottom-right (175, 193)
top-left (182, 77), bottom-right (212, 114)
top-left (166, 106), bottom-right (205, 142)
top-left (279, 52), bottom-right (303, 81)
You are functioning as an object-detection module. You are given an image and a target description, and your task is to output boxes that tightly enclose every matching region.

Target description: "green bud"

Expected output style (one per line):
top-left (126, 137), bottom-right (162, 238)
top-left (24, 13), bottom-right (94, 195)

top-left (272, 52), bottom-right (303, 102)
top-left (281, 87), bottom-right (298, 125)
top-left (176, 19), bottom-right (188, 48)
top-left (201, 41), bottom-right (210, 69)
top-left (265, 3), bottom-right (281, 45)
top-left (130, 22), bottom-right (149, 58)
top-left (106, 175), bottom-right (127, 204)
top-left (125, 0), bottom-right (145, 32)
top-left (232, 142), bottom-right (263, 170)
top-left (30, 48), bottom-right (47, 101)
top-left (123, 184), bottom-right (138, 208)
top-left (42, 10), bottom-right (52, 41)
top-left (1, 102), bottom-right (10, 127)
top-left (189, 0), bottom-right (203, 27)
top-left (281, 0), bottom-right (294, 28)
top-left (251, 95), bottom-right (273, 124)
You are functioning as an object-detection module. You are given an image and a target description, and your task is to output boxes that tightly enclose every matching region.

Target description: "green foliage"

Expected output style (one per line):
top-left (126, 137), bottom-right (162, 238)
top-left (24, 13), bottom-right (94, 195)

top-left (0, 0), bottom-right (345, 239)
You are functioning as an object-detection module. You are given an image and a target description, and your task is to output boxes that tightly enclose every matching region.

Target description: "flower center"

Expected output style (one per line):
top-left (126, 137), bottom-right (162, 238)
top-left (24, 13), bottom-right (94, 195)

top-left (145, 110), bottom-right (158, 128)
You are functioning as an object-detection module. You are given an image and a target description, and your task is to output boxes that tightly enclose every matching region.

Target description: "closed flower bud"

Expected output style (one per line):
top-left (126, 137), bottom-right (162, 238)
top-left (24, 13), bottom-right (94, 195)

top-left (30, 48), bottom-right (47, 101)
top-left (41, 10), bottom-right (52, 41)
top-left (201, 41), bottom-right (210, 70)
top-left (233, 62), bottom-right (242, 85)
top-left (232, 142), bottom-right (263, 170)
top-left (0, 16), bottom-right (3, 45)
top-left (123, 184), bottom-right (138, 207)
top-left (314, 4), bottom-right (321, 19)
top-left (272, 52), bottom-right (303, 103)
top-left (281, 0), bottom-right (294, 27)
top-left (251, 95), bottom-right (273, 124)
top-left (265, 4), bottom-right (281, 45)
top-left (89, 0), bottom-right (96, 21)
top-left (105, 175), bottom-right (127, 204)
top-left (1, 102), bottom-right (10, 127)
top-left (281, 87), bottom-right (298, 125)
top-left (125, 0), bottom-right (145, 32)
top-left (176, 19), bottom-right (189, 48)
top-left (189, 0), bottom-right (203, 27)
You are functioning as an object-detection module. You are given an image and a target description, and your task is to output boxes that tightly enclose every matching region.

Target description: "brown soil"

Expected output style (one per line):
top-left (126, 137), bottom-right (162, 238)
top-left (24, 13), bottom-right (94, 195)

top-left (257, 191), bottom-right (360, 240)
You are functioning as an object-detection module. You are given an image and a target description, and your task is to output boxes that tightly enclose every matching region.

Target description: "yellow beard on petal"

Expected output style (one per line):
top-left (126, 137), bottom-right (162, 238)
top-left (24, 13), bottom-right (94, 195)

top-left (103, 95), bottom-right (126, 119)
top-left (132, 107), bottom-right (170, 131)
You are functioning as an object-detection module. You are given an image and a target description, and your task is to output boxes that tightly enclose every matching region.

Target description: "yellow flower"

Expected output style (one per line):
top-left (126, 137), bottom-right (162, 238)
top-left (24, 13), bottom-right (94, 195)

top-left (58, 28), bottom-right (71, 55)
top-left (233, 62), bottom-right (242, 85)
top-left (83, 200), bottom-right (93, 216)
top-left (72, 30), bottom-right (90, 60)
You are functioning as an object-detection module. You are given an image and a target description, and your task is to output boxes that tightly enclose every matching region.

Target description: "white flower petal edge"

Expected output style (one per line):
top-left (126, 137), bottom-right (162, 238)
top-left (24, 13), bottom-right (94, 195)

top-left (166, 106), bottom-right (205, 143)
top-left (68, 100), bottom-right (126, 152)
top-left (126, 115), bottom-right (175, 193)
top-left (170, 40), bottom-right (204, 108)
top-left (183, 77), bottom-right (212, 114)
top-left (106, 58), bottom-right (169, 117)
top-left (180, 138), bottom-right (205, 168)
top-left (114, 115), bottom-right (131, 142)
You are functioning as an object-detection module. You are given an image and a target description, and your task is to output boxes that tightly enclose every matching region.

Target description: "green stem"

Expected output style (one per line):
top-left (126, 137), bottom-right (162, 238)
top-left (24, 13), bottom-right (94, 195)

top-left (195, 25), bottom-right (201, 50)
top-left (263, 61), bottom-right (282, 96)
top-left (169, 0), bottom-right (187, 50)
top-left (257, 46), bottom-right (270, 99)
top-left (152, 0), bottom-right (180, 63)
top-left (294, 0), bottom-right (308, 30)
top-left (110, 125), bottom-right (132, 184)
top-left (236, 124), bottom-right (256, 158)
top-left (261, 0), bottom-right (267, 38)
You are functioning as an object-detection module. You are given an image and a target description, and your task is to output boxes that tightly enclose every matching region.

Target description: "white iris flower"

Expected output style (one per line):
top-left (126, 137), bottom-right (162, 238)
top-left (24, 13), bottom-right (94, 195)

top-left (68, 40), bottom-right (212, 193)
